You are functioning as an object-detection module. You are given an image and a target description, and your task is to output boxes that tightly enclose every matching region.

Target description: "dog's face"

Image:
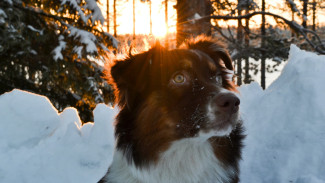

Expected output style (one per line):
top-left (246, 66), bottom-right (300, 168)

top-left (109, 37), bottom-right (241, 166)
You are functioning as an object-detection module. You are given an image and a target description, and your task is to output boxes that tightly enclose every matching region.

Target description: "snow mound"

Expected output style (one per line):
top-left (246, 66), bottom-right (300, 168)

top-left (0, 89), bottom-right (118, 183)
top-left (239, 45), bottom-right (325, 183)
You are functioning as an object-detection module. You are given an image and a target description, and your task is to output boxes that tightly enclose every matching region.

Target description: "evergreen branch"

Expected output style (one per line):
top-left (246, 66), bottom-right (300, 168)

top-left (14, 2), bottom-right (116, 50)
top-left (13, 3), bottom-right (74, 22)
top-left (14, 3), bottom-right (106, 36)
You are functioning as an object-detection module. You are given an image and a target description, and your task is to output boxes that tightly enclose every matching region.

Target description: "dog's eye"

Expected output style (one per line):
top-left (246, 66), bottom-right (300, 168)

top-left (173, 74), bottom-right (186, 83)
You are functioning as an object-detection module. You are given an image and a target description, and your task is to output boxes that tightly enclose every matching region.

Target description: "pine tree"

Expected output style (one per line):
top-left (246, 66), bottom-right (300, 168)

top-left (0, 0), bottom-right (117, 122)
top-left (261, 0), bottom-right (266, 89)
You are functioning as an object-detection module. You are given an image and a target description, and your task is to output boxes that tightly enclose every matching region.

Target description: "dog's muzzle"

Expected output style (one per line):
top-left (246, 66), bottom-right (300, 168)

top-left (206, 92), bottom-right (240, 129)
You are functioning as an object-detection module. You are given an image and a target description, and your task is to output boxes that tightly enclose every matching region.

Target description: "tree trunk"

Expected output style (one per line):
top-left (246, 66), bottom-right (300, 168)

top-left (291, 2), bottom-right (295, 37)
top-left (113, 0), bottom-right (117, 37)
top-left (165, 0), bottom-right (169, 48)
top-left (133, 0), bottom-right (135, 40)
top-left (107, 0), bottom-right (109, 32)
top-left (175, 0), bottom-right (213, 47)
top-left (237, 6), bottom-right (243, 86)
top-left (302, 0), bottom-right (308, 28)
top-left (261, 0), bottom-right (266, 89)
top-left (150, 0), bottom-right (152, 35)
top-left (312, 0), bottom-right (316, 31)
top-left (244, 8), bottom-right (250, 84)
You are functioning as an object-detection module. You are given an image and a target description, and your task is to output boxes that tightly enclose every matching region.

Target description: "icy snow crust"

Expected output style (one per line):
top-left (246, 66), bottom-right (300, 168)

top-left (0, 90), bottom-right (117, 183)
top-left (0, 45), bottom-right (324, 182)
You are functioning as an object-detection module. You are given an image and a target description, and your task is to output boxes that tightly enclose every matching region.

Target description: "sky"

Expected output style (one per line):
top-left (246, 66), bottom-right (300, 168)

top-left (100, 0), bottom-right (325, 37)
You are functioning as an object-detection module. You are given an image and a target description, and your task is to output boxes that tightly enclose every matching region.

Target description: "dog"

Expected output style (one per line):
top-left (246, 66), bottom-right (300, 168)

top-left (100, 37), bottom-right (244, 183)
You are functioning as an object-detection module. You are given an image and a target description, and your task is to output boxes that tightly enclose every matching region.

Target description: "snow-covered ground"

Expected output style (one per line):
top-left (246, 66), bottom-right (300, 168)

top-left (0, 45), bottom-right (324, 183)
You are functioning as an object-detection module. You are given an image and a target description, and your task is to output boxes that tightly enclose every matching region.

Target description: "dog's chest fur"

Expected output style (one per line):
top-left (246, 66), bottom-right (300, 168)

top-left (105, 138), bottom-right (234, 183)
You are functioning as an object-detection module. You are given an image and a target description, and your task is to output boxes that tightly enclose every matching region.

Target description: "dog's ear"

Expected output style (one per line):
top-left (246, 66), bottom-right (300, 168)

top-left (109, 51), bottom-right (150, 108)
top-left (183, 37), bottom-right (234, 71)
top-left (111, 53), bottom-right (149, 90)
top-left (109, 43), bottom-right (164, 108)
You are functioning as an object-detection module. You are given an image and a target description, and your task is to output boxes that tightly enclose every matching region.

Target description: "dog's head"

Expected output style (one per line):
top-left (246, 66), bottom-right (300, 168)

top-left (108, 37), bottom-right (241, 165)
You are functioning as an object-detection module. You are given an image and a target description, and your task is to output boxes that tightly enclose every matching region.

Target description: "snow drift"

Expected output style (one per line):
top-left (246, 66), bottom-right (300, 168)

top-left (0, 90), bottom-right (118, 183)
top-left (239, 45), bottom-right (325, 183)
top-left (0, 45), bottom-right (324, 183)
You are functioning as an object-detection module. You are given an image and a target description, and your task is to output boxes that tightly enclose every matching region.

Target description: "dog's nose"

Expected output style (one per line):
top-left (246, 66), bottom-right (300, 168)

top-left (214, 93), bottom-right (240, 114)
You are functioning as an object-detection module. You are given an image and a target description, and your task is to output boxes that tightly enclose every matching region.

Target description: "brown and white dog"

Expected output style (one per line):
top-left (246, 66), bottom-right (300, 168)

top-left (100, 37), bottom-right (244, 183)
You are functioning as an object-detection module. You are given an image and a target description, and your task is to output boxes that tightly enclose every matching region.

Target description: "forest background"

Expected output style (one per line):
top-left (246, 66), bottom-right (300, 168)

top-left (1, 0), bottom-right (324, 122)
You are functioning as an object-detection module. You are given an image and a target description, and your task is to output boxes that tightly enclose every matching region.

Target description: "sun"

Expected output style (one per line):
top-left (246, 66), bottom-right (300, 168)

top-left (152, 25), bottom-right (167, 38)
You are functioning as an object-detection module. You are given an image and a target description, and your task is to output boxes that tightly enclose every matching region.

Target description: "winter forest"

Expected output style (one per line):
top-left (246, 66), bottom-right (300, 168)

top-left (1, 0), bottom-right (325, 182)
top-left (1, 0), bottom-right (324, 122)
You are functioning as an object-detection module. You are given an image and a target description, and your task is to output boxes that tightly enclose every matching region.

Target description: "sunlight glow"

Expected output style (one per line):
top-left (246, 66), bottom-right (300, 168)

top-left (101, 0), bottom-right (325, 37)
top-left (153, 26), bottom-right (167, 38)
top-left (101, 0), bottom-right (176, 37)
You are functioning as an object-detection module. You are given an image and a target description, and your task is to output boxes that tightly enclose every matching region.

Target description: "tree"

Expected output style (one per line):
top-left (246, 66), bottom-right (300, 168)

top-left (261, 0), bottom-right (266, 89)
top-left (133, 0), bottom-right (136, 39)
top-left (175, 0), bottom-right (213, 46)
top-left (201, 0), bottom-right (324, 89)
top-left (114, 0), bottom-right (117, 37)
top-left (311, 0), bottom-right (316, 31)
top-left (107, 0), bottom-right (110, 32)
top-left (301, 0), bottom-right (308, 28)
top-left (285, 0), bottom-right (300, 36)
top-left (212, 0), bottom-right (257, 85)
top-left (236, 0), bottom-right (244, 86)
top-left (165, 0), bottom-right (169, 48)
top-left (239, 0), bottom-right (257, 84)
top-left (0, 0), bottom-right (117, 122)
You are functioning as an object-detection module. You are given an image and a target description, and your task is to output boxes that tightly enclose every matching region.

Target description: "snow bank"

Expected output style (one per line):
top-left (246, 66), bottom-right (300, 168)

top-left (239, 45), bottom-right (325, 183)
top-left (0, 45), bottom-right (324, 183)
top-left (0, 90), bottom-right (118, 183)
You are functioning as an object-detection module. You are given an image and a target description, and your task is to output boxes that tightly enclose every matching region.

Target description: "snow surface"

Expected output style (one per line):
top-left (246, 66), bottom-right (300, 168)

top-left (0, 45), bottom-right (324, 183)
top-left (0, 90), bottom-right (118, 183)
top-left (239, 45), bottom-right (325, 183)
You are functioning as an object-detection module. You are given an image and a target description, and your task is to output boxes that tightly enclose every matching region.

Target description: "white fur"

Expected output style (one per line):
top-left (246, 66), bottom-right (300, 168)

top-left (207, 103), bottom-right (216, 122)
top-left (199, 125), bottom-right (233, 139)
top-left (104, 137), bottom-right (235, 183)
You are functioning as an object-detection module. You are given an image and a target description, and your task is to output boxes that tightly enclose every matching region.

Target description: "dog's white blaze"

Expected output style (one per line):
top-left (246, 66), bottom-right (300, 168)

top-left (106, 138), bottom-right (234, 183)
top-left (199, 125), bottom-right (233, 138)
top-left (205, 89), bottom-right (238, 137)
top-left (207, 103), bottom-right (216, 122)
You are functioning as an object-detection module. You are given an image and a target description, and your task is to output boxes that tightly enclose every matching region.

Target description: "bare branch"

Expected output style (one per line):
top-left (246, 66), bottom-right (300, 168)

top-left (192, 11), bottom-right (325, 54)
